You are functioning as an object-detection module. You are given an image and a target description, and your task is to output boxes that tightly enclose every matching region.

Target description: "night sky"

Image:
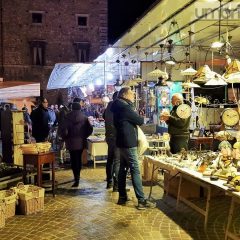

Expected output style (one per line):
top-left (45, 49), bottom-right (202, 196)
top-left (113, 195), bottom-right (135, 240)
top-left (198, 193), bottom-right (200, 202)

top-left (108, 0), bottom-right (157, 44)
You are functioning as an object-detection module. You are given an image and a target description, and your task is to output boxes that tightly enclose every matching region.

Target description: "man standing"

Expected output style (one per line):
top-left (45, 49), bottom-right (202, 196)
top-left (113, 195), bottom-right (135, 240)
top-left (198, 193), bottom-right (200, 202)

top-left (160, 93), bottom-right (191, 154)
top-left (111, 87), bottom-right (155, 210)
top-left (103, 91), bottom-right (120, 191)
top-left (30, 97), bottom-right (50, 142)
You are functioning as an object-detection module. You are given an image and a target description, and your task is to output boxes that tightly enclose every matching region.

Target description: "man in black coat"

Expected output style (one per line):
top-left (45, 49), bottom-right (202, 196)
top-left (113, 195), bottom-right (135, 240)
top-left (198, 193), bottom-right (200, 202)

top-left (30, 97), bottom-right (50, 142)
top-left (103, 91), bottom-right (120, 191)
top-left (160, 93), bottom-right (190, 153)
top-left (111, 87), bottom-right (155, 210)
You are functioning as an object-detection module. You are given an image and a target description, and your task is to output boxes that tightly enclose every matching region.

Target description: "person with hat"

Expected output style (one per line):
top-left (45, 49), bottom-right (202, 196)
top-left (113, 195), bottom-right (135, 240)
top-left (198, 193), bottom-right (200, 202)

top-left (61, 99), bottom-right (93, 187)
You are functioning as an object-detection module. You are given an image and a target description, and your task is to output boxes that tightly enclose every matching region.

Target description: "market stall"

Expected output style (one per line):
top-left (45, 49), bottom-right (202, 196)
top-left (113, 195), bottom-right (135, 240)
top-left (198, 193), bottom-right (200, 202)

top-left (144, 153), bottom-right (240, 237)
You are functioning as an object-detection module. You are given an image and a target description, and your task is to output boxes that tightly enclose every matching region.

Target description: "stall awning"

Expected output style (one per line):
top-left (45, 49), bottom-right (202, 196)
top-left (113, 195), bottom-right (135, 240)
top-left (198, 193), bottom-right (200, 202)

top-left (47, 63), bottom-right (93, 90)
top-left (0, 81), bottom-right (40, 99)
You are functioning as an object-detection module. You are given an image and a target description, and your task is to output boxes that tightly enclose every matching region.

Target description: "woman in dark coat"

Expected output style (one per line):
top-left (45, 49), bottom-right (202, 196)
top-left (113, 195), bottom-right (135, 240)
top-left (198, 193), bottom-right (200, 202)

top-left (61, 102), bottom-right (93, 187)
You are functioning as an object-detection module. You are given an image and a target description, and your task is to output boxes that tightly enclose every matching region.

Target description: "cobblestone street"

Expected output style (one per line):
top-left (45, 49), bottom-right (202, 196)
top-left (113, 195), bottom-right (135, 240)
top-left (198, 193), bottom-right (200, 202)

top-left (0, 166), bottom-right (239, 240)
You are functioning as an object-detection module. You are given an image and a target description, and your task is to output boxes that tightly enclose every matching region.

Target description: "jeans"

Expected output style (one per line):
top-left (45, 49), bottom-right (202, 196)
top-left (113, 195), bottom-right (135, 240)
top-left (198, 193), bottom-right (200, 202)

top-left (106, 140), bottom-right (120, 186)
top-left (118, 147), bottom-right (145, 202)
top-left (69, 149), bottom-right (83, 183)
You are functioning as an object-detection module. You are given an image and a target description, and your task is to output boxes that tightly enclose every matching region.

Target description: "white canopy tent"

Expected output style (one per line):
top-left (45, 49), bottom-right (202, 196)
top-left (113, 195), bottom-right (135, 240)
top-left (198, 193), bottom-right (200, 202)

top-left (47, 0), bottom-right (240, 88)
top-left (0, 81), bottom-right (40, 99)
top-left (47, 63), bottom-right (93, 90)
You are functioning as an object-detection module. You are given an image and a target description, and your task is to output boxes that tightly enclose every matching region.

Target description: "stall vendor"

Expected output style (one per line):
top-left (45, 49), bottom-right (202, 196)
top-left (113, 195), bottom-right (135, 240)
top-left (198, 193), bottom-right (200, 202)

top-left (160, 93), bottom-right (191, 154)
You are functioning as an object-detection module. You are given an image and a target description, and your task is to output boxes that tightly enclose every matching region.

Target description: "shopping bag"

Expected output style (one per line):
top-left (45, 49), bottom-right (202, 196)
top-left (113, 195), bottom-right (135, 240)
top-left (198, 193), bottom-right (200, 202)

top-left (137, 126), bottom-right (149, 155)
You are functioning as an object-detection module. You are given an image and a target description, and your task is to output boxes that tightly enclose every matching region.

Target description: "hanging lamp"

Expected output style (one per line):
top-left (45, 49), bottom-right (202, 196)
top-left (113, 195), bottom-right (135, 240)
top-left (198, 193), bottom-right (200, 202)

top-left (204, 73), bottom-right (227, 85)
top-left (148, 44), bottom-right (168, 79)
top-left (223, 59), bottom-right (240, 82)
top-left (193, 65), bottom-right (215, 83)
top-left (165, 40), bottom-right (176, 65)
top-left (211, 0), bottom-right (224, 48)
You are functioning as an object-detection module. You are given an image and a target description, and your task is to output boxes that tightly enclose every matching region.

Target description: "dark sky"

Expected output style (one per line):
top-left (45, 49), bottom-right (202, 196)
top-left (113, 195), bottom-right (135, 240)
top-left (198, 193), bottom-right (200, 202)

top-left (108, 0), bottom-right (157, 44)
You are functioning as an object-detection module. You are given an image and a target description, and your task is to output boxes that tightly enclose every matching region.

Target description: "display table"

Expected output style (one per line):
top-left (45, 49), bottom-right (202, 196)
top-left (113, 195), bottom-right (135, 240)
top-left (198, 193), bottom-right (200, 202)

top-left (145, 156), bottom-right (235, 230)
top-left (225, 193), bottom-right (240, 240)
top-left (23, 152), bottom-right (55, 197)
top-left (87, 137), bottom-right (108, 168)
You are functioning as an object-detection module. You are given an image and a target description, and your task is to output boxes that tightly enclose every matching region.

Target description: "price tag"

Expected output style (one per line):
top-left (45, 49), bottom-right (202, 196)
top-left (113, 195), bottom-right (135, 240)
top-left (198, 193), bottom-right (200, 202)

top-left (220, 105), bottom-right (224, 109)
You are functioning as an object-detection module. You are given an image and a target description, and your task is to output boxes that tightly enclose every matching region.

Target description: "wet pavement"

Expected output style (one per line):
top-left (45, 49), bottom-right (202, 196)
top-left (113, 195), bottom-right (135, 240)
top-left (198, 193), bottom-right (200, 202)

top-left (0, 166), bottom-right (239, 240)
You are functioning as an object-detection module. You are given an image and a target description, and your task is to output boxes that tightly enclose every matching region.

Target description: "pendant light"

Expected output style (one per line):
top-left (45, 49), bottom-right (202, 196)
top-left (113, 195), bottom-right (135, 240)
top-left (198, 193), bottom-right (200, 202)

top-left (165, 40), bottom-right (176, 65)
top-left (148, 44), bottom-right (168, 79)
top-left (132, 45), bottom-right (144, 83)
top-left (211, 0), bottom-right (224, 48)
top-left (193, 65), bottom-right (215, 83)
top-left (223, 59), bottom-right (240, 83)
top-left (204, 74), bottom-right (227, 86)
top-left (181, 31), bottom-right (197, 76)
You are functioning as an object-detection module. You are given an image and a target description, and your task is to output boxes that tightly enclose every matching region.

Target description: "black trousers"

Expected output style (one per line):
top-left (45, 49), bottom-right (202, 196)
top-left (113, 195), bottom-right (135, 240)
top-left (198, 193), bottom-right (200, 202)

top-left (69, 149), bottom-right (83, 182)
top-left (170, 135), bottom-right (189, 154)
top-left (106, 140), bottom-right (120, 186)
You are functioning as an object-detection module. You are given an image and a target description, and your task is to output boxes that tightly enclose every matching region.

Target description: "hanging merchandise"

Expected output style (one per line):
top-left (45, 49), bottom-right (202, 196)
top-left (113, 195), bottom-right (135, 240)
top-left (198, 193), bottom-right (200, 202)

top-left (156, 86), bottom-right (171, 127)
top-left (176, 104), bottom-right (192, 119)
top-left (148, 89), bottom-right (156, 108)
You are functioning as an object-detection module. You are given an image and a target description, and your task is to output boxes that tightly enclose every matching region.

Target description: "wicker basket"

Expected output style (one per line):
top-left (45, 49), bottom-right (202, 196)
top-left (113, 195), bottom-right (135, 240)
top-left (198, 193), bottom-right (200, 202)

top-left (0, 190), bottom-right (17, 219)
top-left (15, 183), bottom-right (45, 215)
top-left (0, 202), bottom-right (5, 228)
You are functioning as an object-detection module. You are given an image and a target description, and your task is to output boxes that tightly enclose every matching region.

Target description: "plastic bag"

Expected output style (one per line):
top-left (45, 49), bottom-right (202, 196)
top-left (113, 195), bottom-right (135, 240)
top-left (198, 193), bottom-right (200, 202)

top-left (137, 126), bottom-right (149, 155)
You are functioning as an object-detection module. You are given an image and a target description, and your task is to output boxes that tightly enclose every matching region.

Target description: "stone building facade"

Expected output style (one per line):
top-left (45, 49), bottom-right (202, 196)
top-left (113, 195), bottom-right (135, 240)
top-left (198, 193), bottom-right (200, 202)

top-left (0, 0), bottom-right (108, 104)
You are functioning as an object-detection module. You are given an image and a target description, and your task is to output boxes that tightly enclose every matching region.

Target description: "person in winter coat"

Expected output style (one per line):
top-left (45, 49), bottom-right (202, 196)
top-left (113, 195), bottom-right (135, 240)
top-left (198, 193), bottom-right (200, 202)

top-left (30, 97), bottom-right (50, 142)
top-left (103, 91), bottom-right (120, 191)
top-left (61, 101), bottom-right (93, 187)
top-left (160, 93), bottom-right (191, 154)
top-left (111, 87), bottom-right (156, 210)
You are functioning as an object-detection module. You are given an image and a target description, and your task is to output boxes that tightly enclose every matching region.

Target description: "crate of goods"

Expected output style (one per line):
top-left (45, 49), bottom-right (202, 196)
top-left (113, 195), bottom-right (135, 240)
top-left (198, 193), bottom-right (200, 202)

top-left (15, 184), bottom-right (45, 215)
top-left (20, 142), bottom-right (51, 154)
top-left (0, 201), bottom-right (5, 228)
top-left (0, 190), bottom-right (17, 219)
top-left (20, 144), bottom-right (38, 154)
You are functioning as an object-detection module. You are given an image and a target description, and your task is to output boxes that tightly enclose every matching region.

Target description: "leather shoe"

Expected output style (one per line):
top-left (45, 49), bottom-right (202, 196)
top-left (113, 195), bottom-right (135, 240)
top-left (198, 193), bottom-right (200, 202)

top-left (71, 182), bottom-right (79, 187)
top-left (106, 182), bottom-right (113, 189)
top-left (117, 196), bottom-right (131, 205)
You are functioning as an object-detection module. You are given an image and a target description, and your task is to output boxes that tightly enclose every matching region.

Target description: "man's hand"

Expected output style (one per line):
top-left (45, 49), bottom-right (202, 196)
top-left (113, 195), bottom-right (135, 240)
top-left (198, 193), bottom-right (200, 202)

top-left (160, 113), bottom-right (170, 122)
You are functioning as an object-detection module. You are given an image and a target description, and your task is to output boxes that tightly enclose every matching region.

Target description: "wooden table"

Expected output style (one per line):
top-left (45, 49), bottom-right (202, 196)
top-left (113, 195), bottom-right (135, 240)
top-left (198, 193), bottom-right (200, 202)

top-left (23, 152), bottom-right (55, 197)
top-left (225, 193), bottom-right (240, 240)
top-left (145, 156), bottom-right (229, 229)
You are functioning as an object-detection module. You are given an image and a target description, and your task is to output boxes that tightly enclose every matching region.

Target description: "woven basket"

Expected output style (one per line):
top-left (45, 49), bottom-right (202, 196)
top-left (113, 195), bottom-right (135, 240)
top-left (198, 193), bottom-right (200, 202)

top-left (14, 183), bottom-right (45, 215)
top-left (0, 202), bottom-right (5, 228)
top-left (0, 190), bottom-right (17, 219)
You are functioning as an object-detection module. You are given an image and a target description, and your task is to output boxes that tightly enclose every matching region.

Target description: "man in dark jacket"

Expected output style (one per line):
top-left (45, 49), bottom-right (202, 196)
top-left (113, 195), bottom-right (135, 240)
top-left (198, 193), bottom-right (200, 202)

top-left (103, 91), bottom-right (120, 191)
top-left (61, 101), bottom-right (93, 187)
top-left (111, 87), bottom-right (156, 210)
top-left (160, 93), bottom-right (191, 153)
top-left (30, 97), bottom-right (50, 142)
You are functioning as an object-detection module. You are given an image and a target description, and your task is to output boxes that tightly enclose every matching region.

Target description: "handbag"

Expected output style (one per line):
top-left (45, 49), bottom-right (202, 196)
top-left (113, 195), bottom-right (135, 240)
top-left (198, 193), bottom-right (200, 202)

top-left (137, 126), bottom-right (149, 155)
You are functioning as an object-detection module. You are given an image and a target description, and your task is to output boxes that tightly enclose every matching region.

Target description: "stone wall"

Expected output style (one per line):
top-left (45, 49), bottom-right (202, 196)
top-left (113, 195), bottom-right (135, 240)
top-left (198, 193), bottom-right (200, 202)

top-left (0, 0), bottom-right (108, 104)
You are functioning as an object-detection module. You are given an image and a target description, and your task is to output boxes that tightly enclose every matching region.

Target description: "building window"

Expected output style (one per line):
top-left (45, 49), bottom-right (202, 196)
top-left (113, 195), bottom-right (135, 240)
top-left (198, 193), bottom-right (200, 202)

top-left (76, 14), bottom-right (88, 27)
top-left (74, 42), bottom-right (90, 63)
top-left (30, 11), bottom-right (45, 25)
top-left (29, 40), bottom-right (47, 66)
top-left (32, 13), bottom-right (42, 23)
